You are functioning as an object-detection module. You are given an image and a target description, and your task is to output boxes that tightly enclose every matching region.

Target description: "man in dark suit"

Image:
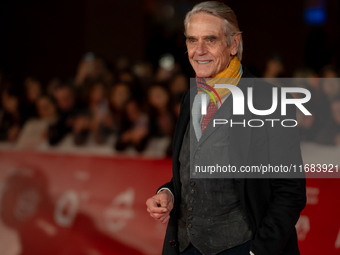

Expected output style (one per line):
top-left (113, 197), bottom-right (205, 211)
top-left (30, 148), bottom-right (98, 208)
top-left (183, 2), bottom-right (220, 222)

top-left (146, 2), bottom-right (306, 255)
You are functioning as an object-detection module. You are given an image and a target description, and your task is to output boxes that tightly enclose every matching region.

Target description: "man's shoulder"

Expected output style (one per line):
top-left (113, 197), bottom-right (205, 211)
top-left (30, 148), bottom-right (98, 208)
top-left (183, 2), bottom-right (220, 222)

top-left (253, 78), bottom-right (279, 94)
top-left (241, 69), bottom-right (286, 111)
top-left (241, 68), bottom-right (279, 92)
top-left (242, 70), bottom-right (279, 97)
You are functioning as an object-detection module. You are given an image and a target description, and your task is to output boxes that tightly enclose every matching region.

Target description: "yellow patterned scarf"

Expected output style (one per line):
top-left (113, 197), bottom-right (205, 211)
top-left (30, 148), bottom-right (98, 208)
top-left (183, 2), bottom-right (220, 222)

top-left (197, 56), bottom-right (242, 103)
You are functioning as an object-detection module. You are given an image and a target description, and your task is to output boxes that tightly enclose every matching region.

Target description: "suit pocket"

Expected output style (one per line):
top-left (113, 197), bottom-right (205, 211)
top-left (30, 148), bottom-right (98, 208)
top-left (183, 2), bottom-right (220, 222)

top-left (212, 141), bottom-right (229, 147)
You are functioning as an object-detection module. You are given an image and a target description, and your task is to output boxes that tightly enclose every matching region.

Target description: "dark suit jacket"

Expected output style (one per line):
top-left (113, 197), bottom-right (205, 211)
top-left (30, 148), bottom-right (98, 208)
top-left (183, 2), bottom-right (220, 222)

top-left (159, 69), bottom-right (306, 255)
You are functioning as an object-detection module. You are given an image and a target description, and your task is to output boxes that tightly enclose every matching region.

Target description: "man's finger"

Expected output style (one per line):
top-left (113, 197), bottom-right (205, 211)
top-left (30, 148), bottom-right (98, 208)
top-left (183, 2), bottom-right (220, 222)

top-left (149, 206), bottom-right (168, 213)
top-left (167, 202), bottom-right (173, 211)
top-left (161, 215), bottom-right (170, 224)
top-left (158, 212), bottom-right (170, 221)
top-left (160, 200), bottom-right (168, 208)
top-left (152, 212), bottom-right (168, 219)
top-left (150, 213), bottom-right (157, 220)
top-left (159, 192), bottom-right (171, 208)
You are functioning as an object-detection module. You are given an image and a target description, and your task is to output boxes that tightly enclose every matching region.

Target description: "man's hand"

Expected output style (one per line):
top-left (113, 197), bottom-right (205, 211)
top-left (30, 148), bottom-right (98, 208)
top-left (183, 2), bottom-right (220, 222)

top-left (146, 190), bottom-right (173, 224)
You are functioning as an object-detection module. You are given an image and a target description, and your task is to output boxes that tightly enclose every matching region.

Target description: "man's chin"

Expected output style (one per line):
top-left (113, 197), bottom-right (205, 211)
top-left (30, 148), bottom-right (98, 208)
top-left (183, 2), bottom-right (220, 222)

top-left (195, 70), bottom-right (212, 78)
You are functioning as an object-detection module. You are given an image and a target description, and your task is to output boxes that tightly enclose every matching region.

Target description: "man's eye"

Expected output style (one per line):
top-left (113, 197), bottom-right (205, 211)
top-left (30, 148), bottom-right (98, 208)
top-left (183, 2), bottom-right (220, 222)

top-left (209, 39), bottom-right (215, 42)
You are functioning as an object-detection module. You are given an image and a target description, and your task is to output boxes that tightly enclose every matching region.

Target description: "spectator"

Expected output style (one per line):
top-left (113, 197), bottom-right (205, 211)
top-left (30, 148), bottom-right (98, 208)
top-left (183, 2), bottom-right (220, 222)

top-left (108, 82), bottom-right (132, 133)
top-left (147, 84), bottom-right (175, 156)
top-left (147, 84), bottom-right (174, 138)
top-left (114, 100), bottom-right (149, 152)
top-left (263, 54), bottom-right (284, 78)
top-left (46, 78), bottom-right (61, 98)
top-left (36, 96), bottom-right (58, 124)
top-left (173, 94), bottom-right (183, 119)
top-left (21, 76), bottom-right (42, 122)
top-left (86, 79), bottom-right (111, 144)
top-left (17, 96), bottom-right (58, 148)
top-left (294, 66), bottom-right (334, 141)
top-left (169, 73), bottom-right (188, 98)
top-left (72, 110), bottom-right (92, 146)
top-left (315, 97), bottom-right (340, 145)
top-left (74, 53), bottom-right (113, 87)
top-left (0, 89), bottom-right (21, 142)
top-left (132, 60), bottom-right (154, 87)
top-left (114, 71), bottom-right (143, 102)
top-left (47, 84), bottom-right (76, 145)
top-left (292, 68), bottom-right (320, 141)
top-left (319, 65), bottom-right (340, 102)
top-left (320, 65), bottom-right (339, 78)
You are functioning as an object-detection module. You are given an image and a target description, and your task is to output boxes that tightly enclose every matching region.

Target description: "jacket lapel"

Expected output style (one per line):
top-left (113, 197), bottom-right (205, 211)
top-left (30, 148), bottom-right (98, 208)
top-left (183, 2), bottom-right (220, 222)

top-left (196, 93), bottom-right (232, 146)
top-left (174, 69), bottom-right (255, 179)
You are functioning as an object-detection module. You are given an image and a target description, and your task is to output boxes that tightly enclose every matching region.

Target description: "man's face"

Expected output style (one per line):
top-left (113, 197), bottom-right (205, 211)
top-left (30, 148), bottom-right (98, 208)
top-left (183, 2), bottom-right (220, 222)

top-left (186, 12), bottom-right (238, 78)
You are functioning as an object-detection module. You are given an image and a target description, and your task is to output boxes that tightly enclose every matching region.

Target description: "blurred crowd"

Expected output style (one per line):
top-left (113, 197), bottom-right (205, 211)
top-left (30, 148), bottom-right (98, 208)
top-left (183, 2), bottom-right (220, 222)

top-left (262, 55), bottom-right (340, 146)
top-left (1, 53), bottom-right (340, 157)
top-left (0, 53), bottom-right (189, 156)
top-left (293, 65), bottom-right (340, 146)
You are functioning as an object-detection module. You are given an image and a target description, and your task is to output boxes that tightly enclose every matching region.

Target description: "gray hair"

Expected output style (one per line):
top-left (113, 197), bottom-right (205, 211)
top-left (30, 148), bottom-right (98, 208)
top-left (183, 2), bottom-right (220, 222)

top-left (184, 1), bottom-right (243, 61)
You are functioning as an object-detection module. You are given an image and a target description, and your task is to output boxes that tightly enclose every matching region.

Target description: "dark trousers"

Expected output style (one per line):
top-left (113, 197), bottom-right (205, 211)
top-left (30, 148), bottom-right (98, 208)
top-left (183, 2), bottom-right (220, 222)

top-left (180, 241), bottom-right (250, 255)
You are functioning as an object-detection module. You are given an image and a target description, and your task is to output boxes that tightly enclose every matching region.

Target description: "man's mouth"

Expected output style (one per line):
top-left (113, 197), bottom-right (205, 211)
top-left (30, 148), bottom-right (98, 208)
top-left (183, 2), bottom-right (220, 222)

top-left (196, 60), bottom-right (211, 64)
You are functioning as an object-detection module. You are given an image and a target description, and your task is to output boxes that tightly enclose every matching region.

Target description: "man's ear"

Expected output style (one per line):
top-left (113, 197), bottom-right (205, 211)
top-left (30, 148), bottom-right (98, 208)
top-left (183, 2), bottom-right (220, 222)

top-left (231, 33), bottom-right (241, 56)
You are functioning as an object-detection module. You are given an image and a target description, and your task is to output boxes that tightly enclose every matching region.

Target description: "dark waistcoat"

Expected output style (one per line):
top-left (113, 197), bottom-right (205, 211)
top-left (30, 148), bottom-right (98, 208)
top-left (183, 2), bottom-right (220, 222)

top-left (177, 95), bottom-right (253, 255)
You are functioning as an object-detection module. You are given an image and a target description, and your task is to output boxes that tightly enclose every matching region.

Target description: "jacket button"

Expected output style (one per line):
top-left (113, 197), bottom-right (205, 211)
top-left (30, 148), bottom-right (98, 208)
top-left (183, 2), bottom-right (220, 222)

top-left (189, 198), bottom-right (194, 203)
top-left (188, 215), bottom-right (193, 220)
top-left (190, 181), bottom-right (196, 186)
top-left (190, 189), bottom-right (195, 194)
top-left (195, 155), bottom-right (199, 159)
top-left (188, 223), bottom-right (192, 228)
top-left (188, 207), bottom-right (193, 211)
top-left (169, 240), bottom-right (177, 247)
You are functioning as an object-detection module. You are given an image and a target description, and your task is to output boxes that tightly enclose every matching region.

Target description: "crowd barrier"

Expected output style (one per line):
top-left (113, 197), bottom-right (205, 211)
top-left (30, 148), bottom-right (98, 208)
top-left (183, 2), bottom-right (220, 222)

top-left (0, 145), bottom-right (339, 255)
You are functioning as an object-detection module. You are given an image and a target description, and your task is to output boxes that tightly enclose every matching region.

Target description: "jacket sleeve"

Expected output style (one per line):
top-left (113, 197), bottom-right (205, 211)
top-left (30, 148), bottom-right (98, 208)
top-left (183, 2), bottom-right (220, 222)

top-left (157, 178), bottom-right (175, 201)
top-left (156, 90), bottom-right (191, 200)
top-left (250, 92), bottom-right (307, 255)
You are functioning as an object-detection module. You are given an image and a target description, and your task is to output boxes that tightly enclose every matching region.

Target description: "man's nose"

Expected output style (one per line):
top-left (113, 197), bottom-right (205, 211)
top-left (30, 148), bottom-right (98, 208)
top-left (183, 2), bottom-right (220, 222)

top-left (196, 41), bottom-right (207, 55)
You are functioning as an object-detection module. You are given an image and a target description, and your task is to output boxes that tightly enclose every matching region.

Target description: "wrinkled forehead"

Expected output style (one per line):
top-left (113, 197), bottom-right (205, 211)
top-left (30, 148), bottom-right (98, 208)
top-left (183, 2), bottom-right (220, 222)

top-left (186, 12), bottom-right (225, 36)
